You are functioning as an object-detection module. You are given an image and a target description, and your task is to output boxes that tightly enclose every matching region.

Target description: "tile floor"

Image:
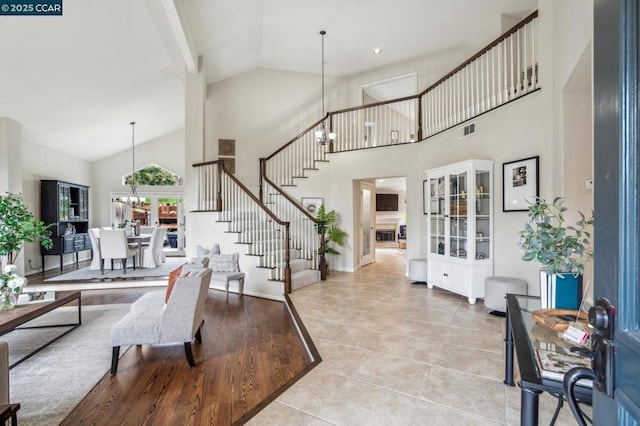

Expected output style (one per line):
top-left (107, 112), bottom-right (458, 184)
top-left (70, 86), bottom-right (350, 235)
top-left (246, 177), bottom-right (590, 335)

top-left (248, 248), bottom-right (589, 425)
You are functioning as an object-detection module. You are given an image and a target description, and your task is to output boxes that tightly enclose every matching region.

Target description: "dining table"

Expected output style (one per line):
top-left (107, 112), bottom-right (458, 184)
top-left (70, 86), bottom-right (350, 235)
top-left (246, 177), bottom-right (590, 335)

top-left (126, 233), bottom-right (152, 269)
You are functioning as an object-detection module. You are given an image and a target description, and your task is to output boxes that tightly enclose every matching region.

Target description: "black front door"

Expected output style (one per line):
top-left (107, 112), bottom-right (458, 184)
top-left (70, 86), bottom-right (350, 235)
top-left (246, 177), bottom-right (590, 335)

top-left (593, 0), bottom-right (640, 423)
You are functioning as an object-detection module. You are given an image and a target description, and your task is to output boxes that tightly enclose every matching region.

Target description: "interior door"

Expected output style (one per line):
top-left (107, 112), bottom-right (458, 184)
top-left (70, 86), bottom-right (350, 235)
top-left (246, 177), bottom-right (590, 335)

top-left (592, 0), bottom-right (640, 422)
top-left (360, 181), bottom-right (375, 266)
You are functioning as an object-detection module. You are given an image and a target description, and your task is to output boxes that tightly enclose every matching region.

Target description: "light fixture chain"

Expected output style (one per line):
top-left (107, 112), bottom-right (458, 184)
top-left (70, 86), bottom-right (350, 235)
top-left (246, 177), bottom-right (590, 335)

top-left (321, 30), bottom-right (325, 117)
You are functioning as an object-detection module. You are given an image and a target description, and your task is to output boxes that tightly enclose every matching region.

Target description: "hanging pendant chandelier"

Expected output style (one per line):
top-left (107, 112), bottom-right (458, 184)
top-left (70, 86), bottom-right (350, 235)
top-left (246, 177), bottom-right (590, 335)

top-left (122, 121), bottom-right (145, 208)
top-left (315, 30), bottom-right (336, 145)
top-left (129, 121), bottom-right (138, 199)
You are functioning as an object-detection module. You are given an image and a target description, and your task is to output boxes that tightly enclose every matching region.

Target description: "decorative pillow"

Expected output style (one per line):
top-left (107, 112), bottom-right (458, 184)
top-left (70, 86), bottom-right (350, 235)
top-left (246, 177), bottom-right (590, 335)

top-left (165, 264), bottom-right (185, 304)
top-left (189, 257), bottom-right (210, 268)
top-left (208, 253), bottom-right (240, 272)
top-left (196, 243), bottom-right (221, 257)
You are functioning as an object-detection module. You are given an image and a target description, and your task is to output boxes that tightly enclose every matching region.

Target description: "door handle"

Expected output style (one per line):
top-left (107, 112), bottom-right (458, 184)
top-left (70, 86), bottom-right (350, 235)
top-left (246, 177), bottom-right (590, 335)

top-left (563, 367), bottom-right (597, 426)
top-left (564, 297), bottom-right (616, 426)
top-left (588, 297), bottom-right (616, 397)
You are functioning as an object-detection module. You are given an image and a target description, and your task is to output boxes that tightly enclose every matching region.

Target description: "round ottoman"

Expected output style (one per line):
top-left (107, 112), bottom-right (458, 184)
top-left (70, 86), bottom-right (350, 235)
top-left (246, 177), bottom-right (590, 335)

top-left (408, 258), bottom-right (428, 283)
top-left (484, 276), bottom-right (528, 315)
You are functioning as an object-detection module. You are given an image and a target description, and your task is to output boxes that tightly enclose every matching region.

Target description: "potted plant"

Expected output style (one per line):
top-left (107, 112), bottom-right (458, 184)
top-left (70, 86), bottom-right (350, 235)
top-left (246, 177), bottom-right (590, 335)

top-left (0, 192), bottom-right (53, 268)
top-left (315, 204), bottom-right (348, 277)
top-left (518, 197), bottom-right (593, 309)
top-left (0, 192), bottom-right (53, 308)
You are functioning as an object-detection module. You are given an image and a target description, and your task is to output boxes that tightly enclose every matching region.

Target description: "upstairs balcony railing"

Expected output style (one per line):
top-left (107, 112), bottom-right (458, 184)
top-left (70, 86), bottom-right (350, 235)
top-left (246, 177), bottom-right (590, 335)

top-left (263, 10), bottom-right (539, 188)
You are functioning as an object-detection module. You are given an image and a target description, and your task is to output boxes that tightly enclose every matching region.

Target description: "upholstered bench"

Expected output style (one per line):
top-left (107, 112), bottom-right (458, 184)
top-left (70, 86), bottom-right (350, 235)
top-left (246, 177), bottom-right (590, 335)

top-left (484, 276), bottom-right (528, 315)
top-left (211, 271), bottom-right (245, 294)
top-left (110, 268), bottom-right (213, 374)
top-left (191, 253), bottom-right (245, 295)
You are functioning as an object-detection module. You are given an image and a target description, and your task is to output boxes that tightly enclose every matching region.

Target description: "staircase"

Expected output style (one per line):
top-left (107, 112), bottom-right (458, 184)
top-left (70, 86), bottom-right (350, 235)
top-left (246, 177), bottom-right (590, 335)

top-left (192, 11), bottom-right (540, 297)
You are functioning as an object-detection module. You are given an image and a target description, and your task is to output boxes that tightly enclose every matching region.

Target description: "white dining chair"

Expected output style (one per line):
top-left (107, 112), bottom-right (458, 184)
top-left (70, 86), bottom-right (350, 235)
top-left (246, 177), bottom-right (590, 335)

top-left (88, 228), bottom-right (106, 270)
top-left (142, 227), bottom-right (167, 268)
top-left (99, 229), bottom-right (137, 274)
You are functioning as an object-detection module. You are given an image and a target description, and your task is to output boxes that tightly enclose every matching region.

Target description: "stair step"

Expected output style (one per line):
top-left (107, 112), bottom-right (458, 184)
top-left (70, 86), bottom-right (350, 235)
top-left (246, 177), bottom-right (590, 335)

top-left (291, 268), bottom-right (321, 291)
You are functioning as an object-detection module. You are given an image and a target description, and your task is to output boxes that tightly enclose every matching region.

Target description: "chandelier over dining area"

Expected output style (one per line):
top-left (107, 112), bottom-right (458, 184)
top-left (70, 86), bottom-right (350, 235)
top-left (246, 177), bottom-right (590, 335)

top-left (122, 121), bottom-right (145, 207)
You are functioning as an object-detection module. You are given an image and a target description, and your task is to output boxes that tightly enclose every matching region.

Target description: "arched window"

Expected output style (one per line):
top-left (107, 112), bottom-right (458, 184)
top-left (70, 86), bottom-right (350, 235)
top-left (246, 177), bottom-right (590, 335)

top-left (123, 164), bottom-right (182, 186)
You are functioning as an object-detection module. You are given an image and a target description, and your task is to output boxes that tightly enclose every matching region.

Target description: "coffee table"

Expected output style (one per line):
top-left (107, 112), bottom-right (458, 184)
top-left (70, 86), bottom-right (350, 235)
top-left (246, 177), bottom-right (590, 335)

top-left (504, 294), bottom-right (592, 425)
top-left (0, 291), bottom-right (81, 368)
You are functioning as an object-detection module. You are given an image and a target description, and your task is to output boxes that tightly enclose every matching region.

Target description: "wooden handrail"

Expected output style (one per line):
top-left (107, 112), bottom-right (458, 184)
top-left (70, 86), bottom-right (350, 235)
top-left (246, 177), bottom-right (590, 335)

top-left (262, 172), bottom-right (319, 223)
top-left (265, 114), bottom-right (329, 161)
top-left (419, 10), bottom-right (539, 97)
top-left (260, 160), bottom-right (327, 280)
top-left (204, 160), bottom-right (290, 227)
top-left (329, 94), bottom-right (420, 116)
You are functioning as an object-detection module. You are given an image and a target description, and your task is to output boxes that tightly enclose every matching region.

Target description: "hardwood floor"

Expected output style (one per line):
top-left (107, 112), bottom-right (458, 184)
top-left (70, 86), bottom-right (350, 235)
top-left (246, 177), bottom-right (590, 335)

top-left (28, 262), bottom-right (315, 425)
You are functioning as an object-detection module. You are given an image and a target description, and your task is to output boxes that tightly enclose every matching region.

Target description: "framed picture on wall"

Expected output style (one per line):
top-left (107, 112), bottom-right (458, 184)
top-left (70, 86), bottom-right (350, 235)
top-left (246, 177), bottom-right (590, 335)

top-left (502, 156), bottom-right (539, 211)
top-left (301, 197), bottom-right (323, 215)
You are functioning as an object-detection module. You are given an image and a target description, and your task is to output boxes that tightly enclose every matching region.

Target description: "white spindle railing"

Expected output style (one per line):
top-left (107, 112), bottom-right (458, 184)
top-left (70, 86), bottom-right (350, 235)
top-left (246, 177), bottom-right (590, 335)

top-left (261, 177), bottom-right (322, 271)
top-left (422, 12), bottom-right (538, 138)
top-left (193, 161), bottom-right (292, 290)
top-left (193, 161), bottom-right (221, 212)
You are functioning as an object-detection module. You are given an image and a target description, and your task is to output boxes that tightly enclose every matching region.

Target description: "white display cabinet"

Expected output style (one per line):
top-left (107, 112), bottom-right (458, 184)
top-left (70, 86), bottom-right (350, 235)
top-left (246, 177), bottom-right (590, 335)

top-left (425, 159), bottom-right (494, 304)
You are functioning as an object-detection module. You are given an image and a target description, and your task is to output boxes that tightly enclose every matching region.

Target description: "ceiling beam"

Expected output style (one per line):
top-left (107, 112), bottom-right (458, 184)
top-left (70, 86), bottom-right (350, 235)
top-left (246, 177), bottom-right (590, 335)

top-left (161, 0), bottom-right (198, 74)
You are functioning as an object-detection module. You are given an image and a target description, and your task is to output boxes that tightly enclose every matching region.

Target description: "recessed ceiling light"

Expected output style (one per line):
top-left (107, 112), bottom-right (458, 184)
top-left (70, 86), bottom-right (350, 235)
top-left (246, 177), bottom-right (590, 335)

top-left (373, 48), bottom-right (382, 55)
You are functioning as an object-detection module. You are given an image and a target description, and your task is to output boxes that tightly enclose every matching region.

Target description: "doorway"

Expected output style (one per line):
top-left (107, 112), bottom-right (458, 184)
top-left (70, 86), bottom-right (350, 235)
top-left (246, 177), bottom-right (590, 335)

top-left (355, 176), bottom-right (407, 269)
top-left (111, 192), bottom-right (186, 256)
top-left (359, 181), bottom-right (375, 266)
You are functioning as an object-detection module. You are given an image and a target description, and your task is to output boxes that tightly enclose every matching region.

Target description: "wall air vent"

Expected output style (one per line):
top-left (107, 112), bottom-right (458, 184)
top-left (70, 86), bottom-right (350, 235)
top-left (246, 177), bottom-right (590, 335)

top-left (458, 122), bottom-right (476, 139)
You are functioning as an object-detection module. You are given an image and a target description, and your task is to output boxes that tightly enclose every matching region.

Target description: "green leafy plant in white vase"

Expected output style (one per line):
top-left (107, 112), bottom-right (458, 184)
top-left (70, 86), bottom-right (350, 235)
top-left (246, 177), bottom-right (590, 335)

top-left (518, 197), bottom-right (593, 309)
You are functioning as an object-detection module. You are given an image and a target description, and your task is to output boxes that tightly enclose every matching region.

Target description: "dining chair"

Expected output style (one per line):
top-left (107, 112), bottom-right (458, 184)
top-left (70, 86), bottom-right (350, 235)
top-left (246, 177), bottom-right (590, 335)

top-left (98, 229), bottom-right (137, 274)
top-left (142, 228), bottom-right (167, 268)
top-left (88, 228), bottom-right (111, 270)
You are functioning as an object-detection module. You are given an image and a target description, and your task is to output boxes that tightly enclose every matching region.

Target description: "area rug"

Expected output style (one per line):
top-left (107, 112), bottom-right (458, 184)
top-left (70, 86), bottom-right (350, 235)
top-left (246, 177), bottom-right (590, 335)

top-left (4, 304), bottom-right (132, 426)
top-left (43, 257), bottom-right (186, 283)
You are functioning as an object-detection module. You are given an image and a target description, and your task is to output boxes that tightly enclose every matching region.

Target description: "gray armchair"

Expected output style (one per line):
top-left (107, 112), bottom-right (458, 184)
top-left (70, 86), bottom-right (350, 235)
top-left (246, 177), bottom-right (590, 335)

top-left (110, 268), bottom-right (212, 374)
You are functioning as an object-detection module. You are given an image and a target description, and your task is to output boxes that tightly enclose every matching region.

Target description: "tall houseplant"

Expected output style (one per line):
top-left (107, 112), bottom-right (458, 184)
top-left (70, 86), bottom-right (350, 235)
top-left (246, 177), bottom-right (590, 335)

top-left (315, 204), bottom-right (347, 278)
top-left (518, 197), bottom-right (593, 309)
top-left (0, 192), bottom-right (53, 272)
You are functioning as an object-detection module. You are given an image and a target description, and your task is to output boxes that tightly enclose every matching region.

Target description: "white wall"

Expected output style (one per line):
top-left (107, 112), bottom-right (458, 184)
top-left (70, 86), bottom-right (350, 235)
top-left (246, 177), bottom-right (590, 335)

top-left (205, 68), bottom-right (347, 194)
top-left (21, 139), bottom-right (92, 275)
top-left (296, 91), bottom-right (551, 285)
top-left (91, 128), bottom-right (185, 228)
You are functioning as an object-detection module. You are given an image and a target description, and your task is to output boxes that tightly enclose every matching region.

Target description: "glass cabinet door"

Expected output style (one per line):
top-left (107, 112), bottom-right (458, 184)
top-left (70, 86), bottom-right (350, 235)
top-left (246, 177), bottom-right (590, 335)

top-left (58, 185), bottom-right (70, 222)
top-left (475, 170), bottom-right (491, 260)
top-left (449, 171), bottom-right (468, 259)
top-left (429, 176), bottom-right (445, 256)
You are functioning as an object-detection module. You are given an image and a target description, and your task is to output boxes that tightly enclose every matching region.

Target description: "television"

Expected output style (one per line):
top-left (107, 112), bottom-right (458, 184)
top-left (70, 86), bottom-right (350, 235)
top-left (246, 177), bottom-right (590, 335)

top-left (376, 194), bottom-right (399, 211)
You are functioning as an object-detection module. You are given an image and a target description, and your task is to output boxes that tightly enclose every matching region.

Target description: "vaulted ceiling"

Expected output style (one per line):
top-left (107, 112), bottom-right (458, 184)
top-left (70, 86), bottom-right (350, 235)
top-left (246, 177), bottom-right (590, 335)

top-left (0, 0), bottom-right (536, 162)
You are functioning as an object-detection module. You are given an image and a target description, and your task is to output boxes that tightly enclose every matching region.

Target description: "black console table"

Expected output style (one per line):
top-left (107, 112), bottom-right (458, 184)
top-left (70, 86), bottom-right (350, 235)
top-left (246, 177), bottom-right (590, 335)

top-left (504, 294), bottom-right (593, 425)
